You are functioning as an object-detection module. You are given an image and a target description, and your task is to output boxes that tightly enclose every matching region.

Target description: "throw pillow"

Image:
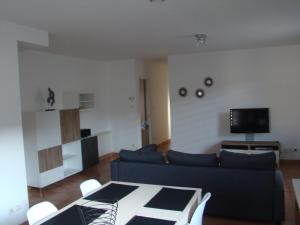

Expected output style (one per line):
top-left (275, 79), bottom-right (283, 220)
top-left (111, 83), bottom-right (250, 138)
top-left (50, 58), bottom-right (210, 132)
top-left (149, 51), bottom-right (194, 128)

top-left (136, 144), bottom-right (158, 153)
top-left (119, 149), bottom-right (164, 164)
top-left (220, 150), bottom-right (276, 170)
top-left (168, 150), bottom-right (218, 167)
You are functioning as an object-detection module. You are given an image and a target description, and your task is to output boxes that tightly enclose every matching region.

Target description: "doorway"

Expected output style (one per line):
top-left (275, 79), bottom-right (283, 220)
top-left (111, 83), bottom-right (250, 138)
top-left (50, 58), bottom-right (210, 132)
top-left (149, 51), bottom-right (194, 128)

top-left (139, 79), bottom-right (150, 146)
top-left (141, 58), bottom-right (171, 145)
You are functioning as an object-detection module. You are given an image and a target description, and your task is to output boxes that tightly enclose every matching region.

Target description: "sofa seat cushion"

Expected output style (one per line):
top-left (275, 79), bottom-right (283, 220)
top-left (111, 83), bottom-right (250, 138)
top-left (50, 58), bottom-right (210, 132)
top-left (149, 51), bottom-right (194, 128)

top-left (220, 150), bottom-right (276, 170)
top-left (119, 150), bottom-right (164, 164)
top-left (168, 150), bottom-right (218, 167)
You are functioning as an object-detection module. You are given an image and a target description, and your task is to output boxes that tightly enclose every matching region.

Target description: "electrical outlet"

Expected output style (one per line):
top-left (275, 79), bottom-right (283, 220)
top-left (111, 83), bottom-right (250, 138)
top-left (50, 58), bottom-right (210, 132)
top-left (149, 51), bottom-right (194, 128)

top-left (9, 208), bottom-right (14, 215)
top-left (9, 204), bottom-right (21, 215)
top-left (284, 148), bottom-right (295, 152)
top-left (15, 204), bottom-right (21, 212)
top-left (282, 148), bottom-right (300, 153)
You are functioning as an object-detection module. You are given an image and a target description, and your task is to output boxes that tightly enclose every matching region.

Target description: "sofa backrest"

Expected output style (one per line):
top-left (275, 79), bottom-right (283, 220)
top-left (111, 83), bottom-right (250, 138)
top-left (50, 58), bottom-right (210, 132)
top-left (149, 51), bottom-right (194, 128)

top-left (111, 159), bottom-right (275, 221)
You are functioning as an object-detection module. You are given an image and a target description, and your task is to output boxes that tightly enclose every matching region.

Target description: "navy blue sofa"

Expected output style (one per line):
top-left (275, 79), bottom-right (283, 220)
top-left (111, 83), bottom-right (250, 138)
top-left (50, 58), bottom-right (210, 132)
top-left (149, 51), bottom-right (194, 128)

top-left (111, 154), bottom-right (284, 224)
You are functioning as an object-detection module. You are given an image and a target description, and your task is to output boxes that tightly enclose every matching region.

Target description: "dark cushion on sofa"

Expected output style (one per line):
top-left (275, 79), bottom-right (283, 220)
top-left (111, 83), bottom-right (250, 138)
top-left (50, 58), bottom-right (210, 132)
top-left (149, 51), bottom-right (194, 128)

top-left (168, 150), bottom-right (218, 167)
top-left (119, 150), bottom-right (164, 164)
top-left (136, 144), bottom-right (158, 153)
top-left (220, 150), bottom-right (276, 170)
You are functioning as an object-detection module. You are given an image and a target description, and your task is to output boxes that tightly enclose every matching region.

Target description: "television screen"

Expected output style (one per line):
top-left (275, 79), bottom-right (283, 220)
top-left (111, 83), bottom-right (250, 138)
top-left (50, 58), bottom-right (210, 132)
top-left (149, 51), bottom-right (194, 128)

top-left (230, 108), bottom-right (270, 133)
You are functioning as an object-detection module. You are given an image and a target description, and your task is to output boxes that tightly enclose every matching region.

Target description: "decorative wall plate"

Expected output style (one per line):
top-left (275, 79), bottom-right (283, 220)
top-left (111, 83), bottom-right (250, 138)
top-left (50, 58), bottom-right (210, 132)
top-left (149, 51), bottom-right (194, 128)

top-left (204, 77), bottom-right (214, 87)
top-left (195, 89), bottom-right (205, 98)
top-left (178, 87), bottom-right (188, 97)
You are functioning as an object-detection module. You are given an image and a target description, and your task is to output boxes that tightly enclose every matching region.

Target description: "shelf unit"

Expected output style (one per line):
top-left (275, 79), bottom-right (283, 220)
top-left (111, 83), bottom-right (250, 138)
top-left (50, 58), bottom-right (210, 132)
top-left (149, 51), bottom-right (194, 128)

top-left (62, 140), bottom-right (82, 177)
top-left (60, 109), bottom-right (80, 144)
top-left (63, 154), bottom-right (77, 161)
top-left (79, 93), bottom-right (94, 110)
top-left (64, 168), bottom-right (81, 178)
top-left (23, 109), bottom-right (82, 188)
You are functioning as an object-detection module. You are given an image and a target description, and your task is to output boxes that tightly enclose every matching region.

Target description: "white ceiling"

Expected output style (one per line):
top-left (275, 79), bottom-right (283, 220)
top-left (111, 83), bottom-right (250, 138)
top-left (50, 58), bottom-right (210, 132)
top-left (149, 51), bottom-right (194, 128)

top-left (1, 0), bottom-right (300, 60)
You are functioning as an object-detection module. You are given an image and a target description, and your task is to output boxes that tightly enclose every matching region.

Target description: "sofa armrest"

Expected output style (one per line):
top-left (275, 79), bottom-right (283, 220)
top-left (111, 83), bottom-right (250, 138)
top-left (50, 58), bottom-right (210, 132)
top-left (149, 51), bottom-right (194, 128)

top-left (111, 159), bottom-right (120, 181)
top-left (273, 170), bottom-right (285, 223)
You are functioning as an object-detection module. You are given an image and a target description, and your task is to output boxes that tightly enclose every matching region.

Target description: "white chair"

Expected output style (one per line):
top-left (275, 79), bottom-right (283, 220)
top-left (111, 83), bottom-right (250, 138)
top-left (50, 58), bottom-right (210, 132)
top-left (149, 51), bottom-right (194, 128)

top-left (27, 201), bottom-right (57, 225)
top-left (80, 179), bottom-right (102, 197)
top-left (188, 192), bottom-right (211, 225)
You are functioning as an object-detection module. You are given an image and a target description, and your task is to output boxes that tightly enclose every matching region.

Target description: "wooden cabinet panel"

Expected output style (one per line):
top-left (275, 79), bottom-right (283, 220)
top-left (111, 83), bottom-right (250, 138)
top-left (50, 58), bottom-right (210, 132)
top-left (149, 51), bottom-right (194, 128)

top-left (38, 146), bottom-right (63, 173)
top-left (60, 109), bottom-right (80, 144)
top-left (81, 136), bottom-right (99, 170)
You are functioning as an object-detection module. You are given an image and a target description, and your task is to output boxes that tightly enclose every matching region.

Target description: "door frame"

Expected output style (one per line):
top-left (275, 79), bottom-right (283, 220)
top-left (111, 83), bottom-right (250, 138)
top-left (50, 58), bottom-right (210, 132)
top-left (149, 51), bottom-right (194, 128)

top-left (139, 78), bottom-right (152, 145)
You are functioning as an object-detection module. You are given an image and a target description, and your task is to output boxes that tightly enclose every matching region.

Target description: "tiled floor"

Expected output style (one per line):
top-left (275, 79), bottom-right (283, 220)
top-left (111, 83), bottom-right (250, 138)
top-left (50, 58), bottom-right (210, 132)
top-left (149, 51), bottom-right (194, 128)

top-left (23, 156), bottom-right (299, 225)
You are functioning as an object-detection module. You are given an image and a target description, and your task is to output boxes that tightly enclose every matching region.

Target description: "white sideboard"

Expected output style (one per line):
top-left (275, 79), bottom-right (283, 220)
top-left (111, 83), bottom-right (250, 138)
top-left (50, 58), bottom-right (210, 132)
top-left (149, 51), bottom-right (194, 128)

top-left (22, 110), bottom-right (83, 188)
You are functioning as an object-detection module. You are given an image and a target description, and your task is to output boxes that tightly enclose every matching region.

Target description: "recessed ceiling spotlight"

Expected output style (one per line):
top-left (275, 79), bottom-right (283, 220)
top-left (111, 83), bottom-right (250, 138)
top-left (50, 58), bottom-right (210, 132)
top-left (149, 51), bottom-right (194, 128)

top-left (195, 34), bottom-right (207, 46)
top-left (149, 0), bottom-right (167, 2)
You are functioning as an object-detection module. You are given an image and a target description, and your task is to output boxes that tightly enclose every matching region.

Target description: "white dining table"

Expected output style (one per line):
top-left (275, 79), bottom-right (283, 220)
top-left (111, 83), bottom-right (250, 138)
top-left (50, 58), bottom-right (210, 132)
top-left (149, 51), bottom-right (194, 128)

top-left (35, 181), bottom-right (202, 225)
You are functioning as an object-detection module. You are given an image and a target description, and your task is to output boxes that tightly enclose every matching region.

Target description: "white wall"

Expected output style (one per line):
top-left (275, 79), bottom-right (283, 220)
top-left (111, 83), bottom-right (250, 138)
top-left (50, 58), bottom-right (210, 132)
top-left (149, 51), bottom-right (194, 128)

top-left (144, 59), bottom-right (171, 144)
top-left (0, 21), bottom-right (48, 225)
top-left (19, 50), bottom-right (111, 133)
top-left (107, 60), bottom-right (142, 151)
top-left (19, 51), bottom-right (141, 154)
top-left (169, 45), bottom-right (300, 157)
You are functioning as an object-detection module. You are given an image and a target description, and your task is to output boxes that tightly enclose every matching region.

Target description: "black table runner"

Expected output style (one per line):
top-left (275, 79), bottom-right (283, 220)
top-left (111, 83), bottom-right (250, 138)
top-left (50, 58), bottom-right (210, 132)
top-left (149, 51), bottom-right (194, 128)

top-left (84, 183), bottom-right (138, 203)
top-left (125, 216), bottom-right (176, 225)
top-left (144, 187), bottom-right (196, 211)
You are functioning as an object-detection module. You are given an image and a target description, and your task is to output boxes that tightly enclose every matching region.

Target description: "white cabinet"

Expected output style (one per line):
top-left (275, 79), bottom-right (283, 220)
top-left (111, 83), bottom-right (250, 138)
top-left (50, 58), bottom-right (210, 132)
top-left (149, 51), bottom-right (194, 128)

top-left (22, 110), bottom-right (83, 188)
top-left (23, 111), bottom-right (62, 188)
top-left (39, 167), bottom-right (64, 187)
top-left (35, 111), bottom-right (61, 150)
top-left (63, 92), bottom-right (94, 110)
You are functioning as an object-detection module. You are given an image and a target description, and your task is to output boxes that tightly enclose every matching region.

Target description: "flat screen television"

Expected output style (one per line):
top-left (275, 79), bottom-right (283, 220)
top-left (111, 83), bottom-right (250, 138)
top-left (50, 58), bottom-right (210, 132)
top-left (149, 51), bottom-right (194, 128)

top-left (230, 108), bottom-right (270, 133)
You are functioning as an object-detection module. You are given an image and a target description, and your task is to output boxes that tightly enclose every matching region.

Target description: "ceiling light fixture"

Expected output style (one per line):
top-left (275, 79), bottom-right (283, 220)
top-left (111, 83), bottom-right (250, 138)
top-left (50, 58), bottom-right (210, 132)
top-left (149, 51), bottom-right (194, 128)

top-left (195, 34), bottom-right (207, 46)
top-left (149, 0), bottom-right (167, 2)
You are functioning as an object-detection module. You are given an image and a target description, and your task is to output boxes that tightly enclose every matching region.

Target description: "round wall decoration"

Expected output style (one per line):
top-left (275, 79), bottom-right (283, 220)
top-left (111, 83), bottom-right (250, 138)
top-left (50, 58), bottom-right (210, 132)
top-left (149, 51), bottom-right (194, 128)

top-left (204, 77), bottom-right (214, 87)
top-left (195, 89), bottom-right (205, 98)
top-left (178, 87), bottom-right (188, 97)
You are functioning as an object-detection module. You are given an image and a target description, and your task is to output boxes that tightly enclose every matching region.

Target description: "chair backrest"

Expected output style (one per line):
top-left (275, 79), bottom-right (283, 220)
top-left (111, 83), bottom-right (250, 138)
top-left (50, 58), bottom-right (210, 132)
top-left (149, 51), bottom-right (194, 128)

top-left (189, 192), bottom-right (211, 225)
top-left (27, 201), bottom-right (57, 225)
top-left (80, 179), bottom-right (102, 197)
